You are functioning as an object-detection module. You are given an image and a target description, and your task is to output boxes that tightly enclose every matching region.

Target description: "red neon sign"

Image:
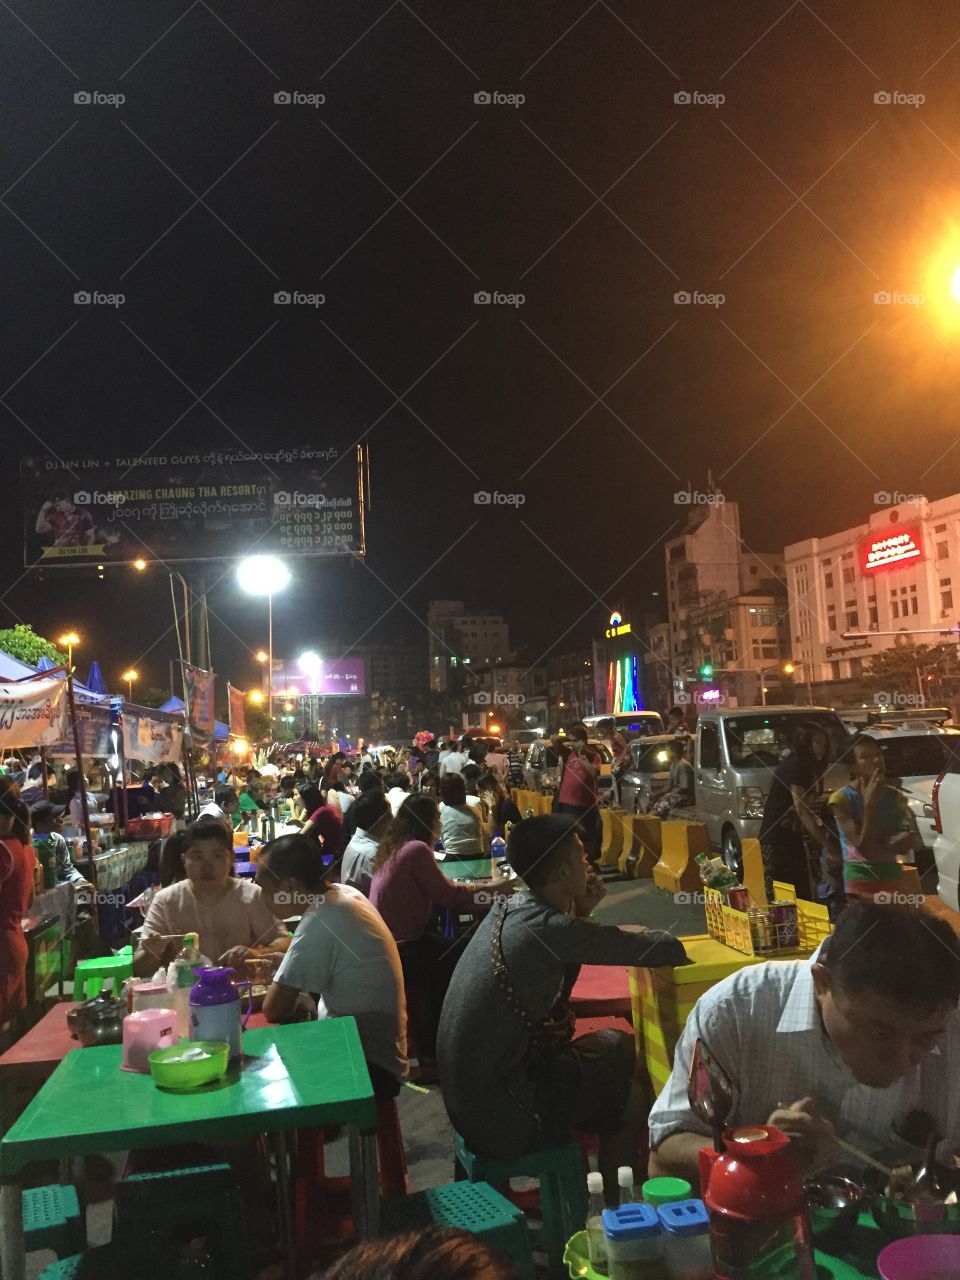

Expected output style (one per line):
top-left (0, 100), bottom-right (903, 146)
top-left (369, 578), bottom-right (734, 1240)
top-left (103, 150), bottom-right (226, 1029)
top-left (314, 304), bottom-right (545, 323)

top-left (861, 526), bottom-right (923, 572)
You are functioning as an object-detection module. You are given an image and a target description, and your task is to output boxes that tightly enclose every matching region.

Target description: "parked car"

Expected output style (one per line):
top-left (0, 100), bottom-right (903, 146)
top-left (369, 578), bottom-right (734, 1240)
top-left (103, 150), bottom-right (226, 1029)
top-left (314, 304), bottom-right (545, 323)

top-left (523, 738), bottom-right (613, 796)
top-left (583, 711), bottom-right (665, 739)
top-left (928, 746), bottom-right (960, 911)
top-left (693, 705), bottom-right (851, 871)
top-left (617, 735), bottom-right (678, 814)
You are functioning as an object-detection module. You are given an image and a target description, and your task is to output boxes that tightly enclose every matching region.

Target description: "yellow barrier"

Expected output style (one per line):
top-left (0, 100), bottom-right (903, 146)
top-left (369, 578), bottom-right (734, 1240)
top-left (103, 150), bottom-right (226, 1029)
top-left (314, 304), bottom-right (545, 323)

top-left (600, 808), bottom-right (624, 868)
top-left (652, 820), bottom-right (709, 894)
top-left (618, 815), bottom-right (661, 878)
top-left (741, 836), bottom-right (767, 906)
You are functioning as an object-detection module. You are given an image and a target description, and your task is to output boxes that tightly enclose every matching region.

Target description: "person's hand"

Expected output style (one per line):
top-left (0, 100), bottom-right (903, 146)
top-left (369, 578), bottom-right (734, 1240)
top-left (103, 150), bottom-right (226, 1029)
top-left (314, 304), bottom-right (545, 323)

top-left (218, 945), bottom-right (253, 972)
top-left (576, 870), bottom-right (606, 916)
top-left (863, 767), bottom-right (885, 810)
top-left (767, 1097), bottom-right (840, 1174)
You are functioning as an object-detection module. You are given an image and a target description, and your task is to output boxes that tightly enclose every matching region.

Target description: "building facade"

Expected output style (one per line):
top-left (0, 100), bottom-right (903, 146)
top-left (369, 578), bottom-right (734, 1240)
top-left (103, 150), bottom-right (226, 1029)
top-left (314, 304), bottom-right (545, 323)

top-left (427, 600), bottom-right (511, 695)
top-left (785, 498), bottom-right (958, 683)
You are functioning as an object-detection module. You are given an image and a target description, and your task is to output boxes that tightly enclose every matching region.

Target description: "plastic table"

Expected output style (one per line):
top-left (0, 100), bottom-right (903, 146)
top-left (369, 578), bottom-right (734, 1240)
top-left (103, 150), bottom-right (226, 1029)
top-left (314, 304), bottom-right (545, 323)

top-left (0, 1018), bottom-right (378, 1280)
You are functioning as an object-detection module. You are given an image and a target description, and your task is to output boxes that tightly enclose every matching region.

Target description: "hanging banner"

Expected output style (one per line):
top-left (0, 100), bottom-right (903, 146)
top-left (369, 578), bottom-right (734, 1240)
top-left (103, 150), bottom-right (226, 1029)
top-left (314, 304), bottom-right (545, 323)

top-left (0, 677), bottom-right (68, 749)
top-left (228, 685), bottom-right (246, 738)
top-left (122, 711), bottom-right (185, 765)
top-left (46, 701), bottom-right (113, 759)
top-left (184, 664), bottom-right (216, 738)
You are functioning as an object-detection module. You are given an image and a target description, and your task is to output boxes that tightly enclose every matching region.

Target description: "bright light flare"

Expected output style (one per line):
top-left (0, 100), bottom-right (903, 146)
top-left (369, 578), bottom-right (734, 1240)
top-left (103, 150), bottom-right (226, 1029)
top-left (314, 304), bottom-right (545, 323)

top-left (248, 689), bottom-right (264, 705)
top-left (235, 556), bottom-right (291, 597)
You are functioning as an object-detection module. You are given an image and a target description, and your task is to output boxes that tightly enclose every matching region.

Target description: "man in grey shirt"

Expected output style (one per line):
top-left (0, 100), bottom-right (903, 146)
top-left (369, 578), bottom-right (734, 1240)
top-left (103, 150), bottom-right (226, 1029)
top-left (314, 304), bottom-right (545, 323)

top-left (438, 814), bottom-right (686, 1201)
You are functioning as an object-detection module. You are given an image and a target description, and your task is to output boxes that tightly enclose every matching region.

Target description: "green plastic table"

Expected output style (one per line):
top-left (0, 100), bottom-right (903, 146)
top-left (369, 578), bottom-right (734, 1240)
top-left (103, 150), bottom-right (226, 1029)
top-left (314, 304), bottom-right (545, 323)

top-left (0, 1019), bottom-right (378, 1280)
top-left (438, 857), bottom-right (494, 880)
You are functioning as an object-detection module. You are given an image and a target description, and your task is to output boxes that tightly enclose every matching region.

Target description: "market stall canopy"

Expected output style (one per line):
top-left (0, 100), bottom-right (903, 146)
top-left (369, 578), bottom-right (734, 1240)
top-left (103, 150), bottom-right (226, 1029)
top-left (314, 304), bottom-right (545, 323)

top-left (85, 661), bottom-right (107, 695)
top-left (0, 650), bottom-right (39, 681)
top-left (35, 655), bottom-right (109, 704)
top-left (158, 696), bottom-right (229, 741)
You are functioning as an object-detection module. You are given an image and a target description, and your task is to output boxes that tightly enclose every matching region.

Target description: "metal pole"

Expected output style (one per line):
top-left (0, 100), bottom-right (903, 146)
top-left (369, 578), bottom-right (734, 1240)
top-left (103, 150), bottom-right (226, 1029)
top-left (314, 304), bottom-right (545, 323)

top-left (760, 666), bottom-right (767, 707)
top-left (40, 748), bottom-right (48, 800)
top-left (268, 591), bottom-right (274, 732)
top-left (65, 671), bottom-right (97, 901)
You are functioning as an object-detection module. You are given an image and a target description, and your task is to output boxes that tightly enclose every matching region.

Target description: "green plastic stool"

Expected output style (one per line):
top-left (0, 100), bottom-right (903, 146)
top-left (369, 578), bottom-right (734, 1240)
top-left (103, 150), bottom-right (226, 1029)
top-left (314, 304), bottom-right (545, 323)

top-left (384, 1181), bottom-right (535, 1280)
top-left (113, 1162), bottom-right (253, 1280)
top-left (73, 947), bottom-right (133, 999)
top-left (455, 1135), bottom-right (586, 1273)
top-left (36, 1257), bottom-right (82, 1279)
top-left (23, 1184), bottom-right (86, 1257)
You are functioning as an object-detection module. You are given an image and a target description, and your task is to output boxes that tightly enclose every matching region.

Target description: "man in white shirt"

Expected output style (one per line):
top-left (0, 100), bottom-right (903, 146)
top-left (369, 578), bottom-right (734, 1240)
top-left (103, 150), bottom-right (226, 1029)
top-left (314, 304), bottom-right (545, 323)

top-left (383, 771), bottom-right (410, 816)
top-left (439, 737), bottom-right (471, 777)
top-left (198, 787), bottom-right (240, 826)
top-left (257, 835), bottom-right (407, 1097)
top-left (649, 900), bottom-right (960, 1185)
top-left (340, 790), bottom-right (392, 895)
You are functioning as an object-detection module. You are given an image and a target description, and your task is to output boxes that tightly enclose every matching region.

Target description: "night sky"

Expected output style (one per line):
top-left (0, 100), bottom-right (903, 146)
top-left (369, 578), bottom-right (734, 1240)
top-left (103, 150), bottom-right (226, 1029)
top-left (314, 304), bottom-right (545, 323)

top-left (4, 1), bottom-right (960, 697)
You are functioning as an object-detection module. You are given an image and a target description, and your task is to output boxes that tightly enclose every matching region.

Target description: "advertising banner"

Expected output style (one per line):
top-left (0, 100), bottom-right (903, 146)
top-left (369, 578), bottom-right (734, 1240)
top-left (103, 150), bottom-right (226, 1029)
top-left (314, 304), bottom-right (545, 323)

top-left (228, 685), bottom-right (246, 738)
top-left (46, 701), bottom-right (113, 759)
top-left (122, 712), bottom-right (184, 765)
top-left (0, 677), bottom-right (68, 749)
top-left (272, 657), bottom-right (365, 697)
top-left (21, 445), bottom-right (366, 567)
top-left (184, 664), bottom-right (216, 738)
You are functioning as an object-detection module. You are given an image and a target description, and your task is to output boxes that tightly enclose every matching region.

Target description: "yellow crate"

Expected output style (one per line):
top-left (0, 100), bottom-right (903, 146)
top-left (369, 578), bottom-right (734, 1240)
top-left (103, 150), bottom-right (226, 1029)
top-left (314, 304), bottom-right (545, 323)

top-left (703, 887), bottom-right (726, 943)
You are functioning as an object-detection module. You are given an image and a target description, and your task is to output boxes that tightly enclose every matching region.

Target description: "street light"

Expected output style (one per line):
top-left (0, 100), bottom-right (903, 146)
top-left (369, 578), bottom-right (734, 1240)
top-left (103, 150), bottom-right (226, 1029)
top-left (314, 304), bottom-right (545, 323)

top-left (121, 667), bottom-right (138, 699)
top-left (255, 649), bottom-right (268, 664)
top-left (236, 556), bottom-right (291, 728)
top-left (248, 689), bottom-right (264, 705)
top-left (133, 558), bottom-right (147, 572)
top-left (58, 631), bottom-right (80, 667)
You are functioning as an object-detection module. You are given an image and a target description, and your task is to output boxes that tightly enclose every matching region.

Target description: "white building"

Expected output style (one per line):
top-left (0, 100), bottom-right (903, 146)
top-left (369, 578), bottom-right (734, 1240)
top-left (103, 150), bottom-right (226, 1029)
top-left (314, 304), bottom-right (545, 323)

top-left (427, 600), bottom-right (511, 694)
top-left (785, 498), bottom-right (957, 683)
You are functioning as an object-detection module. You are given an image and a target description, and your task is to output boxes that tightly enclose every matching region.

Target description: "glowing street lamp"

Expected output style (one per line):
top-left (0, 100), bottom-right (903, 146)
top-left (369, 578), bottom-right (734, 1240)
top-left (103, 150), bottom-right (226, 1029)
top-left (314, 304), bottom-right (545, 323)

top-left (236, 556), bottom-right (291, 725)
top-left (248, 689), bottom-right (265, 705)
top-left (121, 667), bottom-right (139, 699)
top-left (58, 631), bottom-right (80, 667)
top-left (255, 649), bottom-right (269, 664)
top-left (133, 558), bottom-right (148, 572)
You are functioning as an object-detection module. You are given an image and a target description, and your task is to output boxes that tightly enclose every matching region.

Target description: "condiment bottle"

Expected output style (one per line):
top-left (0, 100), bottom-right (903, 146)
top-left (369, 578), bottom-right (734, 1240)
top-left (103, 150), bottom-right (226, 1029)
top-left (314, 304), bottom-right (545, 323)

top-left (642, 1176), bottom-right (692, 1208)
top-left (166, 932), bottom-right (208, 1038)
top-left (657, 1199), bottom-right (712, 1280)
top-left (601, 1203), bottom-right (664, 1280)
top-left (618, 1166), bottom-right (636, 1204)
top-left (585, 1171), bottom-right (608, 1275)
top-left (705, 1125), bottom-right (814, 1280)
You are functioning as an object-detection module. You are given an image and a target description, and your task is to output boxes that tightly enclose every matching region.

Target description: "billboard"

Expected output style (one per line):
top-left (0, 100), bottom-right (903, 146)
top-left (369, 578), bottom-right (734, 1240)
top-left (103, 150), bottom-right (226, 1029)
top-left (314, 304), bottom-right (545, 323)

top-left (273, 657), bottom-right (365, 697)
top-left (21, 445), bottom-right (366, 567)
top-left (861, 525), bottom-right (923, 573)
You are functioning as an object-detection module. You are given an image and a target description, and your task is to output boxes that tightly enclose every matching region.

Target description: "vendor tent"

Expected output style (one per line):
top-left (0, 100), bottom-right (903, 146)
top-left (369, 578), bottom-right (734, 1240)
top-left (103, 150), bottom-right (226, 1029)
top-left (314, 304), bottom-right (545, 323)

top-left (35, 656), bottom-right (109, 704)
top-left (85, 661), bottom-right (107, 695)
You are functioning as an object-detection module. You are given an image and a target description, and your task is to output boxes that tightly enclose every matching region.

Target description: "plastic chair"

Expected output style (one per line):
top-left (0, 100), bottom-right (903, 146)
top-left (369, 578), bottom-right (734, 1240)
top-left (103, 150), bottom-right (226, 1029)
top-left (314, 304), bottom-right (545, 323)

top-left (454, 1134), bottom-right (587, 1273)
top-left (113, 1162), bottom-right (253, 1280)
top-left (72, 946), bottom-right (133, 999)
top-left (23, 1184), bottom-right (85, 1257)
top-left (383, 1181), bottom-right (535, 1280)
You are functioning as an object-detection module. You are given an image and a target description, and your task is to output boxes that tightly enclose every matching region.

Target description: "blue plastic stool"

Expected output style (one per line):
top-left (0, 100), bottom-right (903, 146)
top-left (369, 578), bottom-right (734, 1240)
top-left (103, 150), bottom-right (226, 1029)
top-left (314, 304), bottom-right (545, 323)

top-left (113, 1162), bottom-right (253, 1280)
top-left (36, 1258), bottom-right (82, 1279)
top-left (455, 1135), bottom-right (586, 1272)
top-left (23, 1184), bottom-right (85, 1257)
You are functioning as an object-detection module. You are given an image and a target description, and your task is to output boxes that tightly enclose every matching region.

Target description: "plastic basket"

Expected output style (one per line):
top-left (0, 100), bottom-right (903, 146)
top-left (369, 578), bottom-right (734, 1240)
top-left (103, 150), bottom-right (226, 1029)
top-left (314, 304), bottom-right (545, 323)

top-left (125, 815), bottom-right (173, 838)
top-left (704, 885), bottom-right (832, 958)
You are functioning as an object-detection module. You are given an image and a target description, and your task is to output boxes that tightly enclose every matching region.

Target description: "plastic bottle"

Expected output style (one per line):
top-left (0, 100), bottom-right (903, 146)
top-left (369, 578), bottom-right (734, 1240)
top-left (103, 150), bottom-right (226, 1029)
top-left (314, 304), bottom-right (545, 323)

top-left (586, 1171), bottom-right (609, 1275)
top-left (657, 1200), bottom-right (712, 1280)
top-left (618, 1166), bottom-right (636, 1205)
top-left (490, 832), bottom-right (506, 864)
top-left (601, 1203), bottom-right (664, 1280)
top-left (166, 932), bottom-right (210, 1039)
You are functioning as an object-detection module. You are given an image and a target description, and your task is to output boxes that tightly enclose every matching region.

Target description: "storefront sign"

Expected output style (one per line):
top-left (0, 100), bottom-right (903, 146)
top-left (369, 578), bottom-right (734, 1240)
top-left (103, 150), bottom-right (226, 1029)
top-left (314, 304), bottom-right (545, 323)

top-left (605, 611), bottom-right (633, 638)
top-left (0, 678), bottom-right (67, 749)
top-left (861, 526), bottom-right (923, 572)
top-left (21, 444), bottom-right (367, 567)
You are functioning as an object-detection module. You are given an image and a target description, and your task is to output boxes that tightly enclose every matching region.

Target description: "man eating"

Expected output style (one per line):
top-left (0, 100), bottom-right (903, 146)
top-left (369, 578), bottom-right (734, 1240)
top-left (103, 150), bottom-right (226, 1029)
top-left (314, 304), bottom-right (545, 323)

top-left (648, 900), bottom-right (960, 1183)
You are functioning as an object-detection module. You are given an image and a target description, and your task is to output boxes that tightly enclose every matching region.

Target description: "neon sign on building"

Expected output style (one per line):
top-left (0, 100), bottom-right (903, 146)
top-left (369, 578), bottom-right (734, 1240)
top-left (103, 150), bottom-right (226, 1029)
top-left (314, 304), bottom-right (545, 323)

top-left (605, 610), bottom-right (633, 638)
top-left (861, 526), bottom-right (923, 573)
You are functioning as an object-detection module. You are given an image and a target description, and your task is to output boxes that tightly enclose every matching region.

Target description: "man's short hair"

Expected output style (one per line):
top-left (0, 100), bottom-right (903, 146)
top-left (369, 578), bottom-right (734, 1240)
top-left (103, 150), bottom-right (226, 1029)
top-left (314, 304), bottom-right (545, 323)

top-left (384, 771), bottom-right (409, 792)
top-left (356, 770), bottom-right (384, 794)
top-left (184, 816), bottom-right (233, 851)
top-left (824, 900), bottom-right (960, 1013)
top-left (507, 814), bottom-right (580, 887)
top-left (440, 773), bottom-right (466, 806)
top-left (215, 786), bottom-right (238, 809)
top-left (351, 790), bottom-right (390, 831)
top-left (566, 722), bottom-right (588, 742)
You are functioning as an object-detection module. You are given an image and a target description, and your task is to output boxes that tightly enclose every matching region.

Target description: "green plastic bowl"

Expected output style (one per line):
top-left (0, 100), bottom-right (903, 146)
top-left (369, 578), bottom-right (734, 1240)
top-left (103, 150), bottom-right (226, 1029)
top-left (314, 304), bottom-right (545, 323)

top-left (148, 1041), bottom-right (229, 1090)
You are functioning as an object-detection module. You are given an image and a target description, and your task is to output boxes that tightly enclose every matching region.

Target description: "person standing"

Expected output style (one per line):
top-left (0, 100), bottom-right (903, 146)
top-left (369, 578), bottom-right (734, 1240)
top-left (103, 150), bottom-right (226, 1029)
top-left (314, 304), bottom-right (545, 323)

top-left (759, 726), bottom-right (838, 899)
top-left (0, 782), bottom-right (34, 1023)
top-left (555, 724), bottom-right (602, 865)
top-left (439, 738), bottom-right (470, 777)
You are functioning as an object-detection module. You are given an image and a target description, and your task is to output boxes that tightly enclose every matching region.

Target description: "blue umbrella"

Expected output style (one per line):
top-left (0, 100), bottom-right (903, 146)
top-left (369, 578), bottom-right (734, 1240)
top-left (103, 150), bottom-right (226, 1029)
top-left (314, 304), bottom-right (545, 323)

top-left (85, 661), bottom-right (107, 695)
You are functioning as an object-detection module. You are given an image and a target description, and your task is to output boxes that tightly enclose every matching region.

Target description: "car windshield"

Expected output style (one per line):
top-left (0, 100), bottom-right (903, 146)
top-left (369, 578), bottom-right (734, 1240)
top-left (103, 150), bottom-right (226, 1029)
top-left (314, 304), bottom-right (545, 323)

top-left (875, 734), bottom-right (960, 779)
top-left (630, 740), bottom-right (675, 773)
top-left (721, 713), bottom-right (848, 769)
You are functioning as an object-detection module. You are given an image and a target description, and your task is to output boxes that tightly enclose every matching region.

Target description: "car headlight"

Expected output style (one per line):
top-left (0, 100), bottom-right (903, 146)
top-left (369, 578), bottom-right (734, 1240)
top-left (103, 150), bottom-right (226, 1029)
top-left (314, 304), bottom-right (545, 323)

top-left (737, 787), bottom-right (766, 819)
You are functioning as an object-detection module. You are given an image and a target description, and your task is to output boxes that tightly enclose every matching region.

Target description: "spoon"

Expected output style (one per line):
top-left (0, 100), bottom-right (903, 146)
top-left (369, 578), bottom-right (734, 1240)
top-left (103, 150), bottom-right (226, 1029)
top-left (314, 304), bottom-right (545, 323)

top-left (893, 1109), bottom-right (944, 1201)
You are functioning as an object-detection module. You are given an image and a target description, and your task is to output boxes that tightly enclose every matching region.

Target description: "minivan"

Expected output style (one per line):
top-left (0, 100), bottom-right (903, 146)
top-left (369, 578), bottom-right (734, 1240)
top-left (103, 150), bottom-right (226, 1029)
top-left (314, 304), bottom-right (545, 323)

top-left (694, 705), bottom-right (851, 870)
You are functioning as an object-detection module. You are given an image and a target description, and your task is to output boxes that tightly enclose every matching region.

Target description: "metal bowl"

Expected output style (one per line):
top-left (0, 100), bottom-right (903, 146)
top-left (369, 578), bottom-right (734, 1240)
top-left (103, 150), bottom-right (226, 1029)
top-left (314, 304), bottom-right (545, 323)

top-left (865, 1163), bottom-right (960, 1239)
top-left (805, 1172), bottom-right (864, 1241)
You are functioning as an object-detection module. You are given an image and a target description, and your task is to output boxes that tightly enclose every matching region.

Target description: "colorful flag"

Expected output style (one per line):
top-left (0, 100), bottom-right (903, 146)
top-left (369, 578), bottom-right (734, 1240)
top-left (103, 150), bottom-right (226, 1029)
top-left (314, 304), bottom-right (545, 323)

top-left (183, 664), bottom-right (216, 738)
top-left (228, 684), bottom-right (246, 738)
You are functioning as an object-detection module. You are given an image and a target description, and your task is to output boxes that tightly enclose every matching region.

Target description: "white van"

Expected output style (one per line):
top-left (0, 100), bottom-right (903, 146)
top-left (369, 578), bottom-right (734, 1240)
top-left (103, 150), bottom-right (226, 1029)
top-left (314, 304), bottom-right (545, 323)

top-left (694, 705), bottom-right (851, 870)
top-left (583, 711), bottom-right (664, 740)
